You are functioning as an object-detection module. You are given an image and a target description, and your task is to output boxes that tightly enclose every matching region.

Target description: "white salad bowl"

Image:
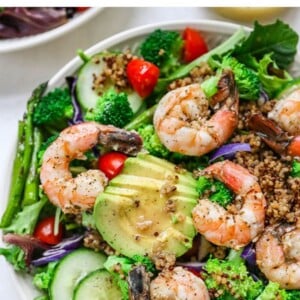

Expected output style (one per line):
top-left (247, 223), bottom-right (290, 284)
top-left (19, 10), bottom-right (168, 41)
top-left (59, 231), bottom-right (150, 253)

top-left (1, 19), bottom-right (300, 300)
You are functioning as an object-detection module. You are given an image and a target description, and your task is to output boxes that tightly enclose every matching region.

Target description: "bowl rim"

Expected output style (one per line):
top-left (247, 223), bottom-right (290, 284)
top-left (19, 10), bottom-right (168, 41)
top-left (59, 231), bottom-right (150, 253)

top-left (0, 18), bottom-right (266, 300)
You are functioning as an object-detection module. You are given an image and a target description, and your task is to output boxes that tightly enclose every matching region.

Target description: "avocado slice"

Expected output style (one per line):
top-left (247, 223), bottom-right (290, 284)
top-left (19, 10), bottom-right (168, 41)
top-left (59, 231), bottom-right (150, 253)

top-left (94, 153), bottom-right (198, 258)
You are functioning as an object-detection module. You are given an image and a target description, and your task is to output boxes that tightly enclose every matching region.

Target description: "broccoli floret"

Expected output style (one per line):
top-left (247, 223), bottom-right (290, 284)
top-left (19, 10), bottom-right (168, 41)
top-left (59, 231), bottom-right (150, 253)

top-left (33, 261), bottom-right (58, 291)
top-left (204, 249), bottom-right (264, 299)
top-left (37, 134), bottom-right (59, 166)
top-left (131, 254), bottom-right (157, 275)
top-left (222, 56), bottom-right (260, 100)
top-left (33, 88), bottom-right (74, 131)
top-left (137, 124), bottom-right (170, 158)
top-left (291, 160), bottom-right (300, 177)
top-left (85, 89), bottom-right (133, 128)
top-left (204, 55), bottom-right (260, 100)
top-left (137, 124), bottom-right (208, 171)
top-left (256, 282), bottom-right (300, 300)
top-left (285, 289), bottom-right (300, 300)
top-left (196, 176), bottom-right (233, 207)
top-left (104, 254), bottom-right (156, 300)
top-left (140, 29), bottom-right (184, 77)
top-left (256, 281), bottom-right (289, 300)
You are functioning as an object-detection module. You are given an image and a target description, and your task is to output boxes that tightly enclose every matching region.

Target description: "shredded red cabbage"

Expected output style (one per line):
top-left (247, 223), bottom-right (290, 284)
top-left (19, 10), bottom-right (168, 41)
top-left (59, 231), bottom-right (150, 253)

top-left (66, 76), bottom-right (84, 125)
top-left (241, 242), bottom-right (257, 267)
top-left (257, 90), bottom-right (269, 106)
top-left (209, 143), bottom-right (252, 163)
top-left (31, 249), bottom-right (73, 266)
top-left (31, 234), bottom-right (84, 266)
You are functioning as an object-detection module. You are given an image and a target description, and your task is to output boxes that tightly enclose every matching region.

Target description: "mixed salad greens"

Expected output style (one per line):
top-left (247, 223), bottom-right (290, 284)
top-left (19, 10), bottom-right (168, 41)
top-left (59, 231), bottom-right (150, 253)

top-left (0, 7), bottom-right (89, 39)
top-left (1, 19), bottom-right (300, 300)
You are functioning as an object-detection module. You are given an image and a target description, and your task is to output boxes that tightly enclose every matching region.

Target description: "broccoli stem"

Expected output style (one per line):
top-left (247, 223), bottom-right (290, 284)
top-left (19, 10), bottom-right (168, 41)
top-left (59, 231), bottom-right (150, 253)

top-left (22, 127), bottom-right (43, 206)
top-left (124, 104), bottom-right (158, 131)
top-left (0, 83), bottom-right (47, 227)
top-left (227, 248), bottom-right (244, 264)
top-left (155, 27), bottom-right (246, 92)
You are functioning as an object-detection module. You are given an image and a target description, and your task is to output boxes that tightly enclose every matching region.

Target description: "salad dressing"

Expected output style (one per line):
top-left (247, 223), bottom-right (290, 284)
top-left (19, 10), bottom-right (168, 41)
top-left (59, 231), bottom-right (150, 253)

top-left (213, 7), bottom-right (288, 23)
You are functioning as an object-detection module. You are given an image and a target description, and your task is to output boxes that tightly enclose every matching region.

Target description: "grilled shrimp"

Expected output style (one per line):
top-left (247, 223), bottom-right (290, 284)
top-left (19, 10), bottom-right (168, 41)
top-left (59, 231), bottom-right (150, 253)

top-left (248, 113), bottom-right (300, 157)
top-left (192, 160), bottom-right (266, 250)
top-left (40, 122), bottom-right (142, 214)
top-left (153, 70), bottom-right (239, 156)
top-left (268, 88), bottom-right (300, 135)
top-left (150, 266), bottom-right (210, 300)
top-left (256, 221), bottom-right (300, 289)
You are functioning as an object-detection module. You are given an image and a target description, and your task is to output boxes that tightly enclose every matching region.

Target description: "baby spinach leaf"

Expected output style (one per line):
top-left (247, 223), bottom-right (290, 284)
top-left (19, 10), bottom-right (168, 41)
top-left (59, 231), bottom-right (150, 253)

top-left (233, 20), bottom-right (298, 69)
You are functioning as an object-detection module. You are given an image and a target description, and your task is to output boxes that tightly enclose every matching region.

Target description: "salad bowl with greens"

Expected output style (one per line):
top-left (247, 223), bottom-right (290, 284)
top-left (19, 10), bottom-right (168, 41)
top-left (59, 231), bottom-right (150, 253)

top-left (1, 19), bottom-right (300, 300)
top-left (0, 7), bottom-right (103, 53)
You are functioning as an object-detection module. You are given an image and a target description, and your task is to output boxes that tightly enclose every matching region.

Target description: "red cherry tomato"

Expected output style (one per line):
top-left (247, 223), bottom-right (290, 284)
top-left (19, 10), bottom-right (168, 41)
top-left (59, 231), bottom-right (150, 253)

top-left (98, 152), bottom-right (128, 180)
top-left (34, 217), bottom-right (63, 245)
top-left (183, 27), bottom-right (208, 63)
top-left (76, 7), bottom-right (89, 12)
top-left (126, 58), bottom-right (160, 98)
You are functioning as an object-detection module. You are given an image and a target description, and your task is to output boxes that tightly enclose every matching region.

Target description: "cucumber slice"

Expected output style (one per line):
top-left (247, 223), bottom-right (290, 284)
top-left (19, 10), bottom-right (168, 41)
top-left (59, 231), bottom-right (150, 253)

top-left (76, 52), bottom-right (143, 114)
top-left (49, 248), bottom-right (107, 300)
top-left (73, 269), bottom-right (122, 300)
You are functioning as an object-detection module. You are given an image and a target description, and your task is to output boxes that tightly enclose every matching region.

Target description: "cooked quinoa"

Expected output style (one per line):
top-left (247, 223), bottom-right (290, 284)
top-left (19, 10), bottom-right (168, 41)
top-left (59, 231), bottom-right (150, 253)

top-left (168, 62), bottom-right (214, 91)
top-left (231, 101), bottom-right (299, 225)
top-left (84, 229), bottom-right (116, 256)
top-left (92, 50), bottom-right (137, 95)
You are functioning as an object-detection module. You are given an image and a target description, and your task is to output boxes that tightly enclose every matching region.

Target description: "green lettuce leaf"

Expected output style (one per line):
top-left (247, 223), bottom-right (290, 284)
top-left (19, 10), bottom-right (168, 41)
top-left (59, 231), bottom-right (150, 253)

top-left (0, 246), bottom-right (26, 271)
top-left (4, 196), bottom-right (47, 235)
top-left (257, 53), bottom-right (293, 98)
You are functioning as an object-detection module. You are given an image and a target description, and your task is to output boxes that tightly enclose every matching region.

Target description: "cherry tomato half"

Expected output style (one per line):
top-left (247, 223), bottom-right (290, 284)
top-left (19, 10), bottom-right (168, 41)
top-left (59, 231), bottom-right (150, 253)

top-left (126, 58), bottom-right (160, 98)
top-left (34, 217), bottom-right (63, 245)
top-left (76, 7), bottom-right (89, 12)
top-left (98, 152), bottom-right (128, 180)
top-left (183, 27), bottom-right (208, 63)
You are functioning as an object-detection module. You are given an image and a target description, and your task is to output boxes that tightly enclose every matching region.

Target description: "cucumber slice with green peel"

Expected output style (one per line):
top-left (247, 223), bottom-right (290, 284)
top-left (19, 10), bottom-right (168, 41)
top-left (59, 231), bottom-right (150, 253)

top-left (49, 248), bottom-right (107, 300)
top-left (76, 52), bottom-right (144, 114)
top-left (73, 269), bottom-right (122, 300)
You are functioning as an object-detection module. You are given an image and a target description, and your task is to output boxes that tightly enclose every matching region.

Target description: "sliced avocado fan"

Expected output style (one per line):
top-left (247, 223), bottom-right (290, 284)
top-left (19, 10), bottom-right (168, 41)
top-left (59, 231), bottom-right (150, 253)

top-left (94, 153), bottom-right (198, 258)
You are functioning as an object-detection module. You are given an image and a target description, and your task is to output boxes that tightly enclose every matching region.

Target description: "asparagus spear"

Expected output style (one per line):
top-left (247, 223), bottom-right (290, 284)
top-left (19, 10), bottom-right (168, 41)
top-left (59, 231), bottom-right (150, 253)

top-left (0, 121), bottom-right (26, 228)
top-left (124, 104), bottom-right (157, 131)
top-left (22, 82), bottom-right (48, 185)
top-left (22, 127), bottom-right (43, 206)
top-left (0, 83), bottom-right (47, 228)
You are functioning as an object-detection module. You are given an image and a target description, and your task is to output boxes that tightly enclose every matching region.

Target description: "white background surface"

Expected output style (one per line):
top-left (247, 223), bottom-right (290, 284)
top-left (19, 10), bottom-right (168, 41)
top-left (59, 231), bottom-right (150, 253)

top-left (1, 7), bottom-right (300, 299)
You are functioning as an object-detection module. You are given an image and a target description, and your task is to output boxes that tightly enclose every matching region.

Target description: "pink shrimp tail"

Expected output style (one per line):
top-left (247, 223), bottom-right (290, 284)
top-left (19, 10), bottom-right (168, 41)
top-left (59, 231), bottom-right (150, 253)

top-left (204, 160), bottom-right (257, 194)
top-left (248, 113), bottom-right (300, 157)
top-left (288, 136), bottom-right (300, 156)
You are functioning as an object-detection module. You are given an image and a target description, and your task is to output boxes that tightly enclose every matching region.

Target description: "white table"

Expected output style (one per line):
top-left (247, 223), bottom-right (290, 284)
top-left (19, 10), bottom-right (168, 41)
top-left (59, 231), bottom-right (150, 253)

top-left (1, 7), bottom-right (300, 299)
